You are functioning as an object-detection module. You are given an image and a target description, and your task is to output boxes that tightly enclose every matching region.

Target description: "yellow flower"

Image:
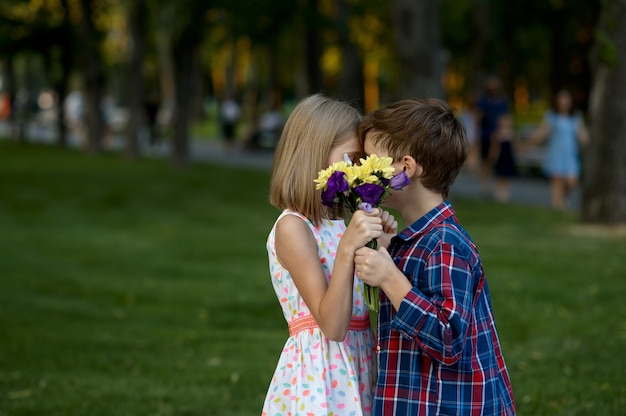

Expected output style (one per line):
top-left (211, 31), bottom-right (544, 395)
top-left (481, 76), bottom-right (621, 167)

top-left (348, 154), bottom-right (394, 184)
top-left (359, 154), bottom-right (395, 180)
top-left (314, 161), bottom-right (350, 190)
top-left (343, 164), bottom-right (361, 186)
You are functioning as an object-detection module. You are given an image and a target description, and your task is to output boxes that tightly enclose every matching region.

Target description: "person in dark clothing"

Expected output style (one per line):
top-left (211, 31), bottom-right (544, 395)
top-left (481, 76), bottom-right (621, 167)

top-left (475, 75), bottom-right (509, 196)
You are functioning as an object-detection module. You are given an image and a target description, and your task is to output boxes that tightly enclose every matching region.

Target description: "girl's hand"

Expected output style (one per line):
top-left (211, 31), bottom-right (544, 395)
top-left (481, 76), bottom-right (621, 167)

top-left (377, 209), bottom-right (398, 248)
top-left (340, 209), bottom-right (383, 252)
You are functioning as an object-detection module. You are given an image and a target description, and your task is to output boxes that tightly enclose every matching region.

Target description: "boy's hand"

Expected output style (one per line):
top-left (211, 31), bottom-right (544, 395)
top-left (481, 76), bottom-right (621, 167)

top-left (355, 245), bottom-right (413, 310)
top-left (377, 209), bottom-right (398, 248)
top-left (354, 245), bottom-right (395, 287)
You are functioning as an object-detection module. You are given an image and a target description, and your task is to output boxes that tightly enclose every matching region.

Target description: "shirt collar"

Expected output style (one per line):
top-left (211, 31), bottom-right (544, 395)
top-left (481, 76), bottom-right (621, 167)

top-left (396, 201), bottom-right (455, 241)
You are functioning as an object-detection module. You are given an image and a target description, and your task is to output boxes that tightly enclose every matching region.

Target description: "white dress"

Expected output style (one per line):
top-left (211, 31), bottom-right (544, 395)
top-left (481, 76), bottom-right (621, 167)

top-left (262, 210), bottom-right (376, 416)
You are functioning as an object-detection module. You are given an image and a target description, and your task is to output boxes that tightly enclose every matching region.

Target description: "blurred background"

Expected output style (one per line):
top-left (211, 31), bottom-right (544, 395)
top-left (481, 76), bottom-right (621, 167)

top-left (1, 1), bottom-right (626, 415)
top-left (0, 1), bottom-right (602, 155)
top-left (3, 0), bottom-right (622, 221)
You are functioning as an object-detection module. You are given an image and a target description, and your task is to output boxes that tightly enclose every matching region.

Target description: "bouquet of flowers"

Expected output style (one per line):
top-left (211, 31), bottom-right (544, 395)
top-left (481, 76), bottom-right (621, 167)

top-left (314, 153), bottom-right (410, 311)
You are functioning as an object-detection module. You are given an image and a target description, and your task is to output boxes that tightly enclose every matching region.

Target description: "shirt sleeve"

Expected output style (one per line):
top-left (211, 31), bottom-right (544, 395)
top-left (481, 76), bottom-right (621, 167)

top-left (391, 241), bottom-right (475, 366)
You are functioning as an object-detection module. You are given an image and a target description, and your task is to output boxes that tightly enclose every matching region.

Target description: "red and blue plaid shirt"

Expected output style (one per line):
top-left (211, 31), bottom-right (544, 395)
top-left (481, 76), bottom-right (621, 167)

top-left (374, 202), bottom-right (516, 415)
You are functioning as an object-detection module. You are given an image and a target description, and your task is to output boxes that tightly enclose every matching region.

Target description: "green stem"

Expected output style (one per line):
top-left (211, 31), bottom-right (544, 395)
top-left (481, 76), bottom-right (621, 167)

top-left (363, 238), bottom-right (379, 312)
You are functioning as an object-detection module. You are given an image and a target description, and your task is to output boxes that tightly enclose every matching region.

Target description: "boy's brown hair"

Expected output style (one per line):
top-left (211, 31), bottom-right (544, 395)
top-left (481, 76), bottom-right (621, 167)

top-left (358, 98), bottom-right (468, 198)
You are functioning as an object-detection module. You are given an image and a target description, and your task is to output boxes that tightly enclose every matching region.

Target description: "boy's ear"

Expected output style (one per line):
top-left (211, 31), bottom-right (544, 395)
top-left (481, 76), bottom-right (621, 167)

top-left (401, 155), bottom-right (422, 179)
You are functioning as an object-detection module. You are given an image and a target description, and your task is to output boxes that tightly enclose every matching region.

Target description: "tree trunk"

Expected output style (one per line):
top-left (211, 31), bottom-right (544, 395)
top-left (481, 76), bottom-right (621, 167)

top-left (55, 0), bottom-right (73, 148)
top-left (581, 0), bottom-right (626, 224)
top-left (78, 0), bottom-right (105, 154)
top-left (156, 25), bottom-right (175, 128)
top-left (390, 0), bottom-right (442, 99)
top-left (337, 0), bottom-right (364, 111)
top-left (302, 0), bottom-right (323, 95)
top-left (125, 0), bottom-right (146, 159)
top-left (54, 64), bottom-right (70, 148)
top-left (171, 28), bottom-right (200, 168)
top-left (468, 0), bottom-right (490, 91)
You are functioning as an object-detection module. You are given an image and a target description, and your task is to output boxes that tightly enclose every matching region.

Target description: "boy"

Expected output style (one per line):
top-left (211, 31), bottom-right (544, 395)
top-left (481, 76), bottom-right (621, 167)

top-left (354, 98), bottom-right (516, 415)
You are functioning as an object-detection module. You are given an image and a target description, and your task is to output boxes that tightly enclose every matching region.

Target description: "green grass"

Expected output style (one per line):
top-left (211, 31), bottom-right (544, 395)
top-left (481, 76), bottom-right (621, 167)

top-left (0, 141), bottom-right (624, 415)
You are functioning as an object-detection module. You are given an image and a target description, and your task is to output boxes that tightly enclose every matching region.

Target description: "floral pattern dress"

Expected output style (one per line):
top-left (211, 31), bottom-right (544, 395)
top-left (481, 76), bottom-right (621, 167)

top-left (262, 210), bottom-right (376, 416)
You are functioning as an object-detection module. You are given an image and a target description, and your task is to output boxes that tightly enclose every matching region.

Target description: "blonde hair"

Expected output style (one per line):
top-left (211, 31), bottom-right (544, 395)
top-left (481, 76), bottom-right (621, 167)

top-left (270, 94), bottom-right (361, 225)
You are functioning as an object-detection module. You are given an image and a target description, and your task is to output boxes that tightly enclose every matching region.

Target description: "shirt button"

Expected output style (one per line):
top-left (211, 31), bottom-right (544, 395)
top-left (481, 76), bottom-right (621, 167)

top-left (376, 345), bottom-right (381, 351)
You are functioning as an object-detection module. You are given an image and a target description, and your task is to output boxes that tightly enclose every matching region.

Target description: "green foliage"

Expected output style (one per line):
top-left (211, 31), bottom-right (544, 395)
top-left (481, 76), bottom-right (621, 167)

top-left (0, 142), bottom-right (624, 415)
top-left (594, 0), bottom-right (620, 67)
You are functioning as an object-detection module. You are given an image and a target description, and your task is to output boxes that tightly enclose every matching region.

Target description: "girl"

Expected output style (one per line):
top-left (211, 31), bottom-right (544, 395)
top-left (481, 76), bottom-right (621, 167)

top-left (525, 89), bottom-right (590, 210)
top-left (262, 94), bottom-right (396, 416)
top-left (489, 113), bottom-right (518, 202)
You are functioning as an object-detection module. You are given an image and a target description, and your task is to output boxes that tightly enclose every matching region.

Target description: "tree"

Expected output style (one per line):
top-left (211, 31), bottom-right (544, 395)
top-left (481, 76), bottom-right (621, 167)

top-left (0, 0), bottom-right (76, 145)
top-left (301, 0), bottom-right (324, 95)
top-left (170, 0), bottom-right (212, 168)
top-left (389, 0), bottom-right (442, 99)
top-left (124, 0), bottom-right (147, 160)
top-left (49, 0), bottom-right (75, 148)
top-left (77, 0), bottom-right (106, 154)
top-left (581, 0), bottom-right (626, 224)
top-left (336, 0), bottom-right (365, 110)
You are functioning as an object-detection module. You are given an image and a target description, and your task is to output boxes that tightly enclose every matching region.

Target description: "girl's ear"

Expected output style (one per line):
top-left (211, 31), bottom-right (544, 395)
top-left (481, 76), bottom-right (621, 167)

top-left (401, 155), bottom-right (422, 179)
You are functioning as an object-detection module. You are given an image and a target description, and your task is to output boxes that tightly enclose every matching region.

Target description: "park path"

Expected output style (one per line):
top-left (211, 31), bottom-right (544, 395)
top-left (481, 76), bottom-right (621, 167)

top-left (157, 140), bottom-right (580, 212)
top-left (0, 120), bottom-right (579, 211)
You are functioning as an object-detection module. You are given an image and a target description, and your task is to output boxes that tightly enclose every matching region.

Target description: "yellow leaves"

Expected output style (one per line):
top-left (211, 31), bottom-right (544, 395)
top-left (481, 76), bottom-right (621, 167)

top-left (3, 0), bottom-right (67, 25)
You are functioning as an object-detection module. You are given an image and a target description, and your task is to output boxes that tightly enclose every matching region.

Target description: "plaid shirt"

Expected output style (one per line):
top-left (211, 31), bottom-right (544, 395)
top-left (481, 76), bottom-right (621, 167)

top-left (374, 202), bottom-right (516, 415)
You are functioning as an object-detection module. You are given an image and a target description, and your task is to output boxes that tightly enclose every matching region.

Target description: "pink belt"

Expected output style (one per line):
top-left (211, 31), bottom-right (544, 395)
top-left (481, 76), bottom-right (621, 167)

top-left (288, 314), bottom-right (370, 336)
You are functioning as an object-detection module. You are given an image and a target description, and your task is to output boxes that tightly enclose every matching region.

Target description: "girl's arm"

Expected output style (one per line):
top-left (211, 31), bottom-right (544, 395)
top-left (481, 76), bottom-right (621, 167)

top-left (577, 119), bottom-right (590, 146)
top-left (487, 132), bottom-right (501, 164)
top-left (523, 119), bottom-right (550, 152)
top-left (275, 211), bottom-right (382, 341)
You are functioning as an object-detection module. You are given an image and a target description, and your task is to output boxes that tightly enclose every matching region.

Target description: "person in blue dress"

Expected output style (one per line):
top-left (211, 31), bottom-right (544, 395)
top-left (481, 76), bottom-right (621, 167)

top-left (525, 89), bottom-right (590, 210)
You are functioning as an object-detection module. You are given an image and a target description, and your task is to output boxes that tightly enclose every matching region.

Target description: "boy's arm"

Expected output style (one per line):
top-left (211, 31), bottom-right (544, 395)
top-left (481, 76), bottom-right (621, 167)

top-left (392, 241), bottom-right (475, 366)
top-left (355, 241), bottom-right (475, 366)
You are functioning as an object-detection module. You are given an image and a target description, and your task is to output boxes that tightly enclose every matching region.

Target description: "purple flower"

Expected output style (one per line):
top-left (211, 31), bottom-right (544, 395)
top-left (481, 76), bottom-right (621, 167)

top-left (358, 202), bottom-right (373, 213)
top-left (355, 183), bottom-right (385, 205)
top-left (390, 171), bottom-right (411, 190)
top-left (321, 188), bottom-right (336, 207)
top-left (327, 171), bottom-right (349, 193)
top-left (321, 171), bottom-right (348, 207)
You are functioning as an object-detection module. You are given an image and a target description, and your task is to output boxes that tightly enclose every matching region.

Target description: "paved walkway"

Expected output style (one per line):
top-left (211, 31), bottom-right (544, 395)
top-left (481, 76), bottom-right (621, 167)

top-left (176, 140), bottom-right (579, 212)
top-left (0, 120), bottom-right (578, 211)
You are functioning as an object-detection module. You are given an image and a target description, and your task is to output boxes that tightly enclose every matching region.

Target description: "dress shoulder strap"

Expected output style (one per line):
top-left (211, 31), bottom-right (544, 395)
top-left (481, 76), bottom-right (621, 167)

top-left (275, 210), bottom-right (318, 234)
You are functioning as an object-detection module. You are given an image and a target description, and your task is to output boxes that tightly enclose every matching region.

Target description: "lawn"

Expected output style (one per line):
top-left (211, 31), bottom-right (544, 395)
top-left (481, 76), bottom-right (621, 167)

top-left (0, 141), bottom-right (624, 415)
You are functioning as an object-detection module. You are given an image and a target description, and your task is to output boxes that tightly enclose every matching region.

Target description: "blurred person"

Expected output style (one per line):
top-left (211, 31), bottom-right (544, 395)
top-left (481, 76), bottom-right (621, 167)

top-left (0, 92), bottom-right (10, 120)
top-left (143, 92), bottom-right (160, 146)
top-left (246, 104), bottom-right (285, 150)
top-left (524, 89), bottom-right (590, 210)
top-left (459, 94), bottom-right (479, 171)
top-left (475, 75), bottom-right (510, 196)
top-left (262, 94), bottom-right (396, 415)
top-left (489, 114), bottom-right (519, 202)
top-left (219, 96), bottom-right (240, 151)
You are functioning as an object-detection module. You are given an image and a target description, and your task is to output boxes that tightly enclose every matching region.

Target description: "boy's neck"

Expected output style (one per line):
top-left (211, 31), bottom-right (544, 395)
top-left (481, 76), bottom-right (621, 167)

top-left (400, 188), bottom-right (444, 226)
